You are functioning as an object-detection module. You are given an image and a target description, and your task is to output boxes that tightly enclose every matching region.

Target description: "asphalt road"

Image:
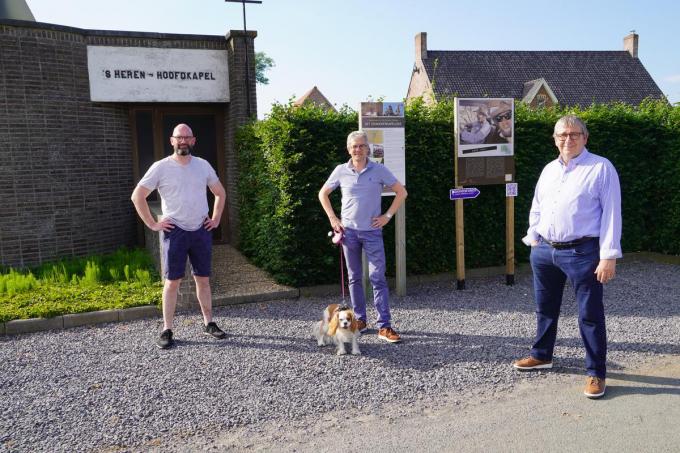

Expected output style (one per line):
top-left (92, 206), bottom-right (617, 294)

top-left (164, 358), bottom-right (680, 453)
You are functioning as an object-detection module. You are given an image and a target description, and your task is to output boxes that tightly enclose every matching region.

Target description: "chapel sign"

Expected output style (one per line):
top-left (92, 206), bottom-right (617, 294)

top-left (87, 46), bottom-right (230, 102)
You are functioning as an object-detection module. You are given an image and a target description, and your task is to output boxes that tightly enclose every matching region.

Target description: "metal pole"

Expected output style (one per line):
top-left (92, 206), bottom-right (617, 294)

top-left (242, 0), bottom-right (251, 117)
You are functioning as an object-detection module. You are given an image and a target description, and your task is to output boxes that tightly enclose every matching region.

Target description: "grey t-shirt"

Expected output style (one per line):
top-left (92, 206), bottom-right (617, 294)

top-left (138, 156), bottom-right (219, 231)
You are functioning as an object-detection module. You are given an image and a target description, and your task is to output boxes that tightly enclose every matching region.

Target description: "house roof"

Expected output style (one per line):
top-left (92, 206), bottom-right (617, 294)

top-left (294, 86), bottom-right (336, 111)
top-left (422, 50), bottom-right (664, 105)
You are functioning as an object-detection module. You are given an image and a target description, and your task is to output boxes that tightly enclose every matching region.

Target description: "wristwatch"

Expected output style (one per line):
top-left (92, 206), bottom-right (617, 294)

top-left (384, 212), bottom-right (393, 219)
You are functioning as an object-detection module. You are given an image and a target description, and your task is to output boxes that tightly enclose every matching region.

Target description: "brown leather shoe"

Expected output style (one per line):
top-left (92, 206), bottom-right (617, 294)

top-left (512, 356), bottom-right (553, 370)
top-left (356, 319), bottom-right (368, 333)
top-left (584, 376), bottom-right (606, 399)
top-left (378, 327), bottom-right (401, 343)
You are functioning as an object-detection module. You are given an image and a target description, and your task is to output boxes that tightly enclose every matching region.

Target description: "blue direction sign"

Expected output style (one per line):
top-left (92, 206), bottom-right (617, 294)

top-left (449, 188), bottom-right (480, 200)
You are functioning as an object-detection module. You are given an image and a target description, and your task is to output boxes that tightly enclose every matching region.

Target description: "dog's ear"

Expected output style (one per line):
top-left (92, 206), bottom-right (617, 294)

top-left (328, 311), bottom-right (339, 336)
top-left (349, 312), bottom-right (358, 332)
top-left (325, 304), bottom-right (338, 322)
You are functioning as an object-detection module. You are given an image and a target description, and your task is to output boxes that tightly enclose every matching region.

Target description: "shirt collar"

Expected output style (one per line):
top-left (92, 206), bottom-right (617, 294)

top-left (345, 158), bottom-right (375, 171)
top-left (559, 147), bottom-right (590, 167)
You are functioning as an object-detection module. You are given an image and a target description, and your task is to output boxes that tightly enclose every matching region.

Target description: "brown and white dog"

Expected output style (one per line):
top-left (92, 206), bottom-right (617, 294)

top-left (313, 304), bottom-right (361, 356)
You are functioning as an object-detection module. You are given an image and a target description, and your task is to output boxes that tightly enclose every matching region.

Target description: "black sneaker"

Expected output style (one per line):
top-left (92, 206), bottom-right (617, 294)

top-left (203, 322), bottom-right (226, 339)
top-left (157, 329), bottom-right (174, 349)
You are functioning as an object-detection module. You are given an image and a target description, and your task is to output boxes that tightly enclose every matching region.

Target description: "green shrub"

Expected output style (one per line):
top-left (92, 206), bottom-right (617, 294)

top-left (81, 261), bottom-right (102, 286)
top-left (0, 269), bottom-right (38, 296)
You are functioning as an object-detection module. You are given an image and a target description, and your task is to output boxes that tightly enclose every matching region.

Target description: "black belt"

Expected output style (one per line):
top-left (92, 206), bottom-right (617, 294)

top-left (542, 236), bottom-right (597, 249)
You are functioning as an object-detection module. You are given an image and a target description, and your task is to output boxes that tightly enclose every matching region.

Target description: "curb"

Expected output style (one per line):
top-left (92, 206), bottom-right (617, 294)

top-left (63, 310), bottom-right (119, 329)
top-left (213, 289), bottom-right (300, 307)
top-left (2, 306), bottom-right (161, 336)
top-left (0, 289), bottom-right (298, 337)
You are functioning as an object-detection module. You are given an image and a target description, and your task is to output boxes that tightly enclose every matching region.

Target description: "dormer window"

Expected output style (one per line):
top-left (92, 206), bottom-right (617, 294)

top-left (536, 93), bottom-right (548, 108)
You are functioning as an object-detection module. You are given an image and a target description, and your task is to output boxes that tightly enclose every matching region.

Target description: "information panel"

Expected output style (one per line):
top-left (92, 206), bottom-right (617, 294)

top-left (455, 98), bottom-right (515, 185)
top-left (359, 102), bottom-right (406, 186)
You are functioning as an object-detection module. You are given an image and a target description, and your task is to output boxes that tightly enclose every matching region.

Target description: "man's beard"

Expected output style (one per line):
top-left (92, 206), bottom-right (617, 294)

top-left (175, 145), bottom-right (193, 156)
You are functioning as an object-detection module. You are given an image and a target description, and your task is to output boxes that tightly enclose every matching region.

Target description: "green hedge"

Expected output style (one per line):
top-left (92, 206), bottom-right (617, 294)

top-left (237, 99), bottom-right (680, 287)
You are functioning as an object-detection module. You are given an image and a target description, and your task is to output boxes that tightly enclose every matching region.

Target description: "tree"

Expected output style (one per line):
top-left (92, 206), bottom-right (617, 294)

top-left (255, 52), bottom-right (275, 85)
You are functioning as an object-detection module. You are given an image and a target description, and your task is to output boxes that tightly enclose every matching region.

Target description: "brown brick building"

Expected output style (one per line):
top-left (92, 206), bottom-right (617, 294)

top-left (0, 17), bottom-right (257, 268)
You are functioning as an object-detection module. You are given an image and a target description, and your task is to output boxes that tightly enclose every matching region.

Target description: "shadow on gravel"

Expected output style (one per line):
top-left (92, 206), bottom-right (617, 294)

top-left (168, 339), bottom-right (232, 348)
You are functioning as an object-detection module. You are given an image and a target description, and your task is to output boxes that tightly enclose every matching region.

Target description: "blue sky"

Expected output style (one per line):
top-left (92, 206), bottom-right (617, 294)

top-left (27, 0), bottom-right (680, 117)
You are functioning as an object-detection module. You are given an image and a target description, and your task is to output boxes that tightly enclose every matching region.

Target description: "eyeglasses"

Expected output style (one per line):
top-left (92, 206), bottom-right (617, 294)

top-left (494, 112), bottom-right (512, 122)
top-left (554, 132), bottom-right (583, 141)
top-left (172, 136), bottom-right (194, 141)
top-left (350, 144), bottom-right (368, 150)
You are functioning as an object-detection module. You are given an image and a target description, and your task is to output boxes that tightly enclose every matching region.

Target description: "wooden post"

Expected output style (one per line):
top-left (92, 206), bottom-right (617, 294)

top-left (395, 202), bottom-right (406, 296)
top-left (506, 195), bottom-right (515, 285)
top-left (455, 196), bottom-right (465, 290)
top-left (453, 102), bottom-right (465, 290)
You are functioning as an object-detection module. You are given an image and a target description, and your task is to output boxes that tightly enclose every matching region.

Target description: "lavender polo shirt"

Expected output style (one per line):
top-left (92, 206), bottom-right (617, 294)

top-left (324, 159), bottom-right (398, 231)
top-left (523, 148), bottom-right (622, 259)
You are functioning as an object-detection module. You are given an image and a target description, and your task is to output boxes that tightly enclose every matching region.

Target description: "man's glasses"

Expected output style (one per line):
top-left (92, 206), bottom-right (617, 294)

top-left (554, 132), bottom-right (583, 141)
top-left (350, 144), bottom-right (368, 149)
top-left (494, 112), bottom-right (512, 122)
top-left (172, 136), bottom-right (194, 141)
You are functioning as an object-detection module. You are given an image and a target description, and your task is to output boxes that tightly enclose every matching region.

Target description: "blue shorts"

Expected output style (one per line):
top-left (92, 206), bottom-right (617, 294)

top-left (162, 226), bottom-right (212, 280)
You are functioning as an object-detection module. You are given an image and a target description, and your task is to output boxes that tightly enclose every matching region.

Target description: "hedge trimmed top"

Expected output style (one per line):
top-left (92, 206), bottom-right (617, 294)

top-left (236, 99), bottom-right (680, 287)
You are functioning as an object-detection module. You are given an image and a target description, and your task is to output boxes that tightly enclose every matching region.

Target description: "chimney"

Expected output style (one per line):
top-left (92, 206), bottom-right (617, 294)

top-left (415, 32), bottom-right (427, 61)
top-left (624, 32), bottom-right (638, 58)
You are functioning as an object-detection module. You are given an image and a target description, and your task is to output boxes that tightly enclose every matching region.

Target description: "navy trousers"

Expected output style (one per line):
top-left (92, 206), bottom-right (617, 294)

top-left (529, 238), bottom-right (607, 378)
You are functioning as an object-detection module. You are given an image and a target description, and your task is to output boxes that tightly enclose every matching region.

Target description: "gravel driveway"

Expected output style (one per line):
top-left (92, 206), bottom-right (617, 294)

top-left (1, 258), bottom-right (678, 452)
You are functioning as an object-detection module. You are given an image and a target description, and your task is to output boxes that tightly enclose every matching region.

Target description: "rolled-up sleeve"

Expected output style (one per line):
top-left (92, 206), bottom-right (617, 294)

top-left (598, 161), bottom-right (622, 259)
top-left (522, 174), bottom-right (544, 246)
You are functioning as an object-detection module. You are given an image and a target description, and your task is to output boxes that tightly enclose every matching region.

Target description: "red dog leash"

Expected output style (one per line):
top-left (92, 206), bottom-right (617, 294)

top-left (329, 230), bottom-right (346, 304)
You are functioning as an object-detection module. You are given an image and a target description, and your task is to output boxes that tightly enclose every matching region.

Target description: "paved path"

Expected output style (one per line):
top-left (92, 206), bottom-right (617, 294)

top-left (210, 244), bottom-right (298, 306)
top-left (167, 358), bottom-right (680, 452)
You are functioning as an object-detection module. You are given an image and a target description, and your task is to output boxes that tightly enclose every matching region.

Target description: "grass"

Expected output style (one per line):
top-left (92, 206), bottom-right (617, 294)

top-left (0, 248), bottom-right (162, 323)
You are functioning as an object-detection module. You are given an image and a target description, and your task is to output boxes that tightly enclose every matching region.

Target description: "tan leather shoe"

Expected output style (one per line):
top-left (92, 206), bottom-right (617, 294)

top-left (378, 327), bottom-right (402, 343)
top-left (584, 376), bottom-right (606, 399)
top-left (512, 356), bottom-right (553, 370)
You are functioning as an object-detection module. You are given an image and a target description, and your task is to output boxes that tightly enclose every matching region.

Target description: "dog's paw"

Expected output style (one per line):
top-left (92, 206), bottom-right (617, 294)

top-left (336, 350), bottom-right (347, 356)
top-left (351, 350), bottom-right (362, 356)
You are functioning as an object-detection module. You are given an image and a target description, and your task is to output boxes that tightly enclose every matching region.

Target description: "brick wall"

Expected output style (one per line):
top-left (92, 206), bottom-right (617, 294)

top-left (0, 20), bottom-right (256, 268)
top-left (0, 21), bottom-right (136, 267)
top-left (224, 30), bottom-right (258, 246)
